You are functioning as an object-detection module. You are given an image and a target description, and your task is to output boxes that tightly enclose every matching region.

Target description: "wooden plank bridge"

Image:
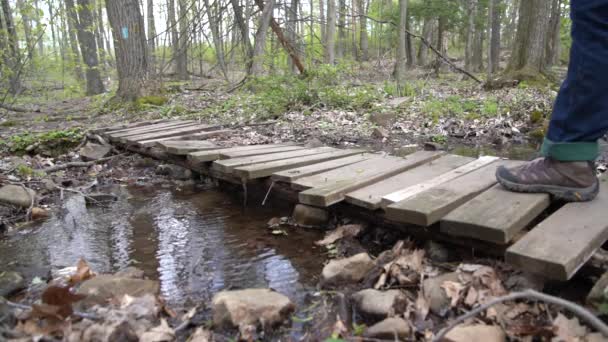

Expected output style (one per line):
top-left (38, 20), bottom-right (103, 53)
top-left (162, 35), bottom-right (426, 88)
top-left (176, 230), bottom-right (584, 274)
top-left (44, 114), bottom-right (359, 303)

top-left (94, 119), bottom-right (608, 282)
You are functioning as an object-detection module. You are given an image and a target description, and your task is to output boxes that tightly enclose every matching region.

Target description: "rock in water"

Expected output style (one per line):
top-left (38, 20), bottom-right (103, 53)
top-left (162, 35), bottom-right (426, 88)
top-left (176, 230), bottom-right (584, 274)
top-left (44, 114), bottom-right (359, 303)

top-left (321, 253), bottom-right (375, 287)
top-left (292, 204), bottom-right (329, 227)
top-left (0, 271), bottom-right (25, 297)
top-left (77, 275), bottom-right (160, 308)
top-left (587, 272), bottom-right (608, 307)
top-left (0, 185), bottom-right (36, 208)
top-left (115, 266), bottom-right (146, 279)
top-left (422, 272), bottom-right (460, 316)
top-left (79, 142), bottom-right (111, 161)
top-left (444, 324), bottom-right (506, 342)
top-left (212, 288), bottom-right (295, 330)
top-left (155, 164), bottom-right (193, 180)
top-left (352, 289), bottom-right (408, 319)
top-left (364, 317), bottom-right (411, 340)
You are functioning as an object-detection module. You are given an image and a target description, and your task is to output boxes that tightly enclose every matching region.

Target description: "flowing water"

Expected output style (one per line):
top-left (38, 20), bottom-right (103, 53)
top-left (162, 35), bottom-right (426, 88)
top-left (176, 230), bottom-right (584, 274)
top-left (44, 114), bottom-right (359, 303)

top-left (0, 183), bottom-right (330, 330)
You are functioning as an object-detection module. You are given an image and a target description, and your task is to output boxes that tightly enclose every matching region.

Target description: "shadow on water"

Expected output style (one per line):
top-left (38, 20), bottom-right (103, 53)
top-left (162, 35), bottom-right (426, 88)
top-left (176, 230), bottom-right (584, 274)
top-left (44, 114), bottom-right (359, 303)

top-left (0, 183), bottom-right (327, 314)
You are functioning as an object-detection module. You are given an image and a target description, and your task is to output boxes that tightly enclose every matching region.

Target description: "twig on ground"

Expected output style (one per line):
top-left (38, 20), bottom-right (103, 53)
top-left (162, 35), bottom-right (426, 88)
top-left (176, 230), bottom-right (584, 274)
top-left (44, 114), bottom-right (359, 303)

top-left (42, 154), bottom-right (123, 173)
top-left (433, 289), bottom-right (608, 341)
top-left (6, 300), bottom-right (99, 321)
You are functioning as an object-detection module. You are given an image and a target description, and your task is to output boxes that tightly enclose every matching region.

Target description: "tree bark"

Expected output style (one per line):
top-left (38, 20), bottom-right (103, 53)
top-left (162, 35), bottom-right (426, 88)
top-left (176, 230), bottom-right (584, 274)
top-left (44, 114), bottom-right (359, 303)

top-left (250, 0), bottom-right (274, 75)
top-left (147, 0), bottom-right (157, 71)
top-left (16, 0), bottom-right (34, 58)
top-left (1, 0), bottom-right (21, 94)
top-left (417, 18), bottom-right (432, 66)
top-left (357, 0), bottom-right (368, 61)
top-left (73, 0), bottom-right (105, 95)
top-left (405, 12), bottom-right (414, 66)
top-left (203, 0), bottom-right (229, 78)
top-left (47, 0), bottom-right (58, 57)
top-left (230, 0), bottom-right (254, 69)
top-left (319, 0), bottom-right (326, 47)
top-left (393, 0), bottom-right (407, 83)
top-left (337, 0), bottom-right (345, 59)
top-left (489, 0), bottom-right (501, 74)
top-left (34, 0), bottom-right (44, 55)
top-left (465, 0), bottom-right (476, 72)
top-left (471, 2), bottom-right (485, 72)
top-left (63, 0), bottom-right (85, 82)
top-left (545, 0), bottom-right (561, 67)
top-left (287, 0), bottom-right (299, 72)
top-left (505, 0), bottom-right (519, 48)
top-left (505, 0), bottom-right (551, 79)
top-left (325, 0), bottom-right (336, 64)
top-left (176, 0), bottom-right (189, 79)
top-left (106, 0), bottom-right (150, 101)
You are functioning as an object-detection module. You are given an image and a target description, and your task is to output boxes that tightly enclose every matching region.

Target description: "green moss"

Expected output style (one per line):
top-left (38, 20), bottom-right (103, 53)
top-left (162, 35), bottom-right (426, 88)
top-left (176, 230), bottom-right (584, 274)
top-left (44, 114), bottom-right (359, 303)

top-left (528, 128), bottom-right (546, 142)
top-left (16, 164), bottom-right (34, 177)
top-left (136, 95), bottom-right (168, 106)
top-left (530, 110), bottom-right (544, 124)
top-left (3, 128), bottom-right (84, 155)
top-left (0, 120), bottom-right (17, 127)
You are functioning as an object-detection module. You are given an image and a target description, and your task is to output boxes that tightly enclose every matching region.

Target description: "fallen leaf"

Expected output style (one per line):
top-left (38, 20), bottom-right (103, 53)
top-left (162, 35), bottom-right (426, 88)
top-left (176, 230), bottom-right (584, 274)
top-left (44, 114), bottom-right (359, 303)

top-left (31, 207), bottom-right (49, 220)
top-left (188, 327), bottom-right (212, 342)
top-left (68, 258), bottom-right (94, 285)
top-left (315, 224), bottom-right (364, 246)
top-left (415, 290), bottom-right (430, 321)
top-left (464, 286), bottom-right (478, 307)
top-left (331, 316), bottom-right (348, 338)
top-left (441, 281), bottom-right (464, 307)
top-left (140, 318), bottom-right (175, 342)
top-left (472, 266), bottom-right (507, 296)
top-left (553, 313), bottom-right (587, 341)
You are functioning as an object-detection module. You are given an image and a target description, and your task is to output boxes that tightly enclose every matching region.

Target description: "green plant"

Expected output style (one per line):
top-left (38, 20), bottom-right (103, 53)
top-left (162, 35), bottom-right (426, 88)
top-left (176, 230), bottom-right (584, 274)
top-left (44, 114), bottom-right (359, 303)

top-left (481, 99), bottom-right (499, 117)
top-left (431, 134), bottom-right (447, 144)
top-left (0, 120), bottom-right (17, 127)
top-left (5, 128), bottom-right (84, 155)
top-left (136, 95), bottom-right (169, 106)
top-left (16, 164), bottom-right (34, 177)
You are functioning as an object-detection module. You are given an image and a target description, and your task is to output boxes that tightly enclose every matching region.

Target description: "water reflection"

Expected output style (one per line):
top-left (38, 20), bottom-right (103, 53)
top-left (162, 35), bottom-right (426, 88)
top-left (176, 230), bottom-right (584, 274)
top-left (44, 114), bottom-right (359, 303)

top-left (0, 184), bottom-right (324, 307)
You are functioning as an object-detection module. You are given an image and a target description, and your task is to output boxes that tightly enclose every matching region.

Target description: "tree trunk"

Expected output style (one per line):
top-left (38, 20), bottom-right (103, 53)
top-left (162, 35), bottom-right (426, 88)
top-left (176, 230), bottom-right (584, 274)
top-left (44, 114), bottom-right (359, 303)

top-left (147, 0), bottom-right (157, 71)
top-left (34, 0), bottom-right (44, 55)
top-left (358, 0), bottom-right (368, 61)
top-left (203, 0), bottom-right (228, 79)
top-left (417, 18), bottom-right (432, 66)
top-left (505, 0), bottom-right (519, 48)
top-left (287, 0), bottom-right (299, 72)
top-left (336, 0), bottom-right (345, 59)
top-left (106, 0), bottom-right (150, 101)
top-left (319, 0), bottom-right (326, 47)
top-left (489, 0), bottom-right (501, 74)
top-left (64, 0), bottom-right (85, 82)
top-left (465, 0), bottom-right (476, 72)
top-left (434, 17), bottom-right (446, 75)
top-left (250, 0), bottom-right (274, 75)
top-left (393, 0), bottom-right (407, 83)
top-left (93, 1), bottom-right (106, 70)
top-left (325, 0), bottom-right (336, 64)
top-left (167, 0), bottom-right (179, 73)
top-left (176, 0), bottom-right (189, 79)
top-left (16, 0), bottom-right (34, 58)
top-left (471, 3), bottom-right (485, 72)
top-left (230, 0), bottom-right (254, 70)
top-left (545, 0), bottom-right (561, 67)
top-left (1, 0), bottom-right (21, 94)
top-left (73, 0), bottom-right (105, 95)
top-left (505, 0), bottom-right (551, 79)
top-left (47, 0), bottom-right (58, 57)
top-left (405, 12), bottom-right (414, 66)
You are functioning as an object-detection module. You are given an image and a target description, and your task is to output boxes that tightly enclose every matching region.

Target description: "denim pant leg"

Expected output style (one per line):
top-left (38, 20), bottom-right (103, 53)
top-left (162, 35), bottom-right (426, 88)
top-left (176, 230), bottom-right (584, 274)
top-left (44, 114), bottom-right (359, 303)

top-left (542, 0), bottom-right (608, 161)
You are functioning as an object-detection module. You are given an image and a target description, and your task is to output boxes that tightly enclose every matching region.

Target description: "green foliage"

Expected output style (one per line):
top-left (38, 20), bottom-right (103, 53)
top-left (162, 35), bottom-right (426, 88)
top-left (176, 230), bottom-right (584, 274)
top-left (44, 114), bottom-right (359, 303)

top-left (1, 128), bottom-right (83, 155)
top-left (529, 110), bottom-right (544, 124)
top-left (421, 95), bottom-right (501, 121)
top-left (0, 120), bottom-right (17, 127)
top-left (136, 96), bottom-right (169, 106)
top-left (16, 164), bottom-right (34, 177)
top-left (352, 323), bottom-right (367, 336)
top-left (431, 134), bottom-right (447, 144)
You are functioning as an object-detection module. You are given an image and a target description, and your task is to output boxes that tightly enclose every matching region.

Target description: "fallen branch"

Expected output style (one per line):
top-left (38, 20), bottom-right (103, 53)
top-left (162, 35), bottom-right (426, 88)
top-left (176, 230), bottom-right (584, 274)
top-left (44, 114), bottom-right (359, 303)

top-left (433, 289), bottom-right (608, 341)
top-left (0, 103), bottom-right (36, 113)
top-left (42, 154), bottom-right (123, 173)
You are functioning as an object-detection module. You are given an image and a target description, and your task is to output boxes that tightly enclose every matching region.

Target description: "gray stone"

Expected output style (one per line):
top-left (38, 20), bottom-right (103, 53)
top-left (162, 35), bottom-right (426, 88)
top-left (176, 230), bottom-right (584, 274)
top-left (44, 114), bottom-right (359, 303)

top-left (0, 297), bottom-right (16, 328)
top-left (115, 267), bottom-right (145, 279)
top-left (79, 143), bottom-right (111, 161)
top-left (422, 272), bottom-right (460, 316)
top-left (424, 142), bottom-right (444, 151)
top-left (212, 288), bottom-right (295, 330)
top-left (352, 289), bottom-right (408, 318)
top-left (424, 240), bottom-right (453, 263)
top-left (155, 164), bottom-right (193, 180)
top-left (445, 324), bottom-right (506, 342)
top-left (372, 127), bottom-right (390, 139)
top-left (41, 178), bottom-right (57, 192)
top-left (370, 112), bottom-right (398, 127)
top-left (305, 138), bottom-right (325, 148)
top-left (77, 275), bottom-right (160, 307)
top-left (364, 317), bottom-right (411, 340)
top-left (0, 271), bottom-right (25, 297)
top-left (587, 272), bottom-right (608, 307)
top-left (321, 253), bottom-right (375, 287)
top-left (85, 193), bottom-right (118, 206)
top-left (0, 185), bottom-right (36, 208)
top-left (292, 204), bottom-right (329, 227)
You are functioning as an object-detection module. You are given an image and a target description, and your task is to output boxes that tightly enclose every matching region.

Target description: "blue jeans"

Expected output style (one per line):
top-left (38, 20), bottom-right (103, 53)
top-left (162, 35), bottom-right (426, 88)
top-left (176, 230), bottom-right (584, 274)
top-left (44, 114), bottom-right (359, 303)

top-left (542, 0), bottom-right (608, 161)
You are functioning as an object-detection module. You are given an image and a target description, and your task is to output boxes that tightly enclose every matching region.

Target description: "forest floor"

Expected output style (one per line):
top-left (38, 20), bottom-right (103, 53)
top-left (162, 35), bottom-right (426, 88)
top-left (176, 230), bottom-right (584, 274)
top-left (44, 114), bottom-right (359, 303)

top-left (1, 68), bottom-right (608, 341)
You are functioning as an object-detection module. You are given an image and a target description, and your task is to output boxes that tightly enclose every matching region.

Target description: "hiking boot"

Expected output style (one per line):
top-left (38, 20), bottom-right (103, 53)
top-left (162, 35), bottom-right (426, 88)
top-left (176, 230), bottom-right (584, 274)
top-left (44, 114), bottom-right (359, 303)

top-left (495, 157), bottom-right (599, 202)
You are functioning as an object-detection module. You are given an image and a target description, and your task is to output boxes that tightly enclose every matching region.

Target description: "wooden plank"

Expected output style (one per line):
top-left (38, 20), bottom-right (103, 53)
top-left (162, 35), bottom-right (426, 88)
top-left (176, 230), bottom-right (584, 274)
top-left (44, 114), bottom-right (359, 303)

top-left (345, 155), bottom-right (474, 210)
top-left (297, 151), bottom-right (444, 207)
top-left (120, 124), bottom-right (215, 143)
top-left (108, 121), bottom-right (199, 138)
top-left (103, 120), bottom-right (186, 136)
top-left (385, 160), bottom-right (515, 226)
top-left (95, 119), bottom-right (170, 134)
top-left (188, 144), bottom-right (294, 163)
top-left (271, 154), bottom-right (373, 183)
top-left (136, 129), bottom-right (233, 146)
top-left (212, 147), bottom-right (336, 174)
top-left (221, 145), bottom-right (305, 158)
top-left (440, 183), bottom-right (550, 244)
top-left (233, 149), bottom-right (366, 180)
top-left (156, 140), bottom-right (219, 155)
top-left (505, 176), bottom-right (608, 280)
top-left (380, 156), bottom-right (500, 207)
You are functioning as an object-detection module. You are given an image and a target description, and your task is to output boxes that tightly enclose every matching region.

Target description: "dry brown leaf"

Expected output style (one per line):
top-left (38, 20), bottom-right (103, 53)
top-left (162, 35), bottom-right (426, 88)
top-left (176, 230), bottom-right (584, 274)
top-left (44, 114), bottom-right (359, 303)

top-left (16, 317), bottom-right (68, 337)
top-left (464, 286), bottom-right (478, 307)
top-left (40, 285), bottom-right (86, 320)
top-left (188, 327), bottom-right (212, 342)
top-left (140, 318), bottom-right (175, 342)
top-left (31, 303), bottom-right (67, 321)
top-left (68, 258), bottom-right (94, 285)
top-left (415, 290), bottom-right (430, 321)
top-left (472, 266), bottom-right (507, 296)
top-left (553, 313), bottom-right (587, 342)
top-left (441, 281), bottom-right (464, 307)
top-left (331, 316), bottom-right (348, 338)
top-left (314, 224), bottom-right (364, 246)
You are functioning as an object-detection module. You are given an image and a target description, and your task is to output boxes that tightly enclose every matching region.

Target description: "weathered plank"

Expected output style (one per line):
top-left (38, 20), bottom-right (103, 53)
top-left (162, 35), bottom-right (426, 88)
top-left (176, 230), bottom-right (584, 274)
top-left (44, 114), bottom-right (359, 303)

top-left (120, 124), bottom-right (216, 143)
top-left (380, 156), bottom-right (500, 207)
top-left (297, 151), bottom-right (444, 207)
top-left (271, 154), bottom-right (373, 183)
top-left (221, 145), bottom-right (305, 159)
top-left (345, 154), bottom-right (474, 210)
top-left (505, 176), bottom-right (608, 280)
top-left (440, 183), bottom-right (550, 244)
top-left (95, 119), bottom-right (170, 134)
top-left (385, 160), bottom-right (513, 226)
top-left (136, 129), bottom-right (233, 146)
top-left (212, 147), bottom-right (336, 174)
top-left (188, 144), bottom-right (294, 163)
top-left (108, 121), bottom-right (199, 138)
top-left (233, 149), bottom-right (366, 180)
top-left (156, 140), bottom-right (219, 155)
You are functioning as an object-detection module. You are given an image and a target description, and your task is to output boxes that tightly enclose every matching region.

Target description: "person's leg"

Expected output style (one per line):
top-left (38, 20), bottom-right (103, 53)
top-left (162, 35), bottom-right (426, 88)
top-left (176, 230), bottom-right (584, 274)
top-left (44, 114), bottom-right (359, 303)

top-left (496, 0), bottom-right (608, 202)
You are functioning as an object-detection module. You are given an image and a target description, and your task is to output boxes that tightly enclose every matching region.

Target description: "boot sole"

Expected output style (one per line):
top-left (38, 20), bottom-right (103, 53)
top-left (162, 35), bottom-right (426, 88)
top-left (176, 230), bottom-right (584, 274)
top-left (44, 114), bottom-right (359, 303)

top-left (496, 174), bottom-right (600, 202)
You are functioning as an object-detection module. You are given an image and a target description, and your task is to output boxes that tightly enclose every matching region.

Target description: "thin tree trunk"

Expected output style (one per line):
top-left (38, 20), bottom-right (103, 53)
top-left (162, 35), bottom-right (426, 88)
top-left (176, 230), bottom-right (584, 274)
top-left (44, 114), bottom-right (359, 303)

top-left (203, 0), bottom-right (228, 79)
top-left (545, 0), bottom-right (561, 67)
top-left (34, 0), bottom-right (44, 55)
top-left (405, 12), bottom-right (414, 66)
top-left (506, 0), bottom-right (519, 48)
top-left (393, 0), bottom-right (407, 83)
top-left (489, 0), bottom-right (501, 74)
top-left (93, 1), bottom-right (106, 70)
top-left (337, 0), bottom-right (345, 59)
top-left (47, 0), bottom-right (58, 57)
top-left (1, 0), bottom-right (21, 94)
top-left (73, 0), bottom-right (105, 95)
top-left (230, 0), bottom-right (254, 70)
top-left (167, 0), bottom-right (179, 73)
top-left (434, 17), bottom-right (446, 75)
top-left (471, 3), bottom-right (485, 72)
top-left (64, 0), bottom-right (85, 82)
top-left (250, 0), bottom-right (274, 75)
top-left (325, 0), bottom-right (336, 64)
top-left (287, 0), bottom-right (298, 72)
top-left (319, 0), bottom-right (326, 47)
top-left (358, 0), bottom-right (368, 61)
top-left (16, 0), bottom-right (34, 58)
top-left (465, 0), bottom-right (476, 72)
top-left (147, 0), bottom-right (157, 71)
top-left (417, 18), bottom-right (432, 66)
top-left (176, 0), bottom-right (189, 79)
top-left (106, 0), bottom-right (150, 101)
